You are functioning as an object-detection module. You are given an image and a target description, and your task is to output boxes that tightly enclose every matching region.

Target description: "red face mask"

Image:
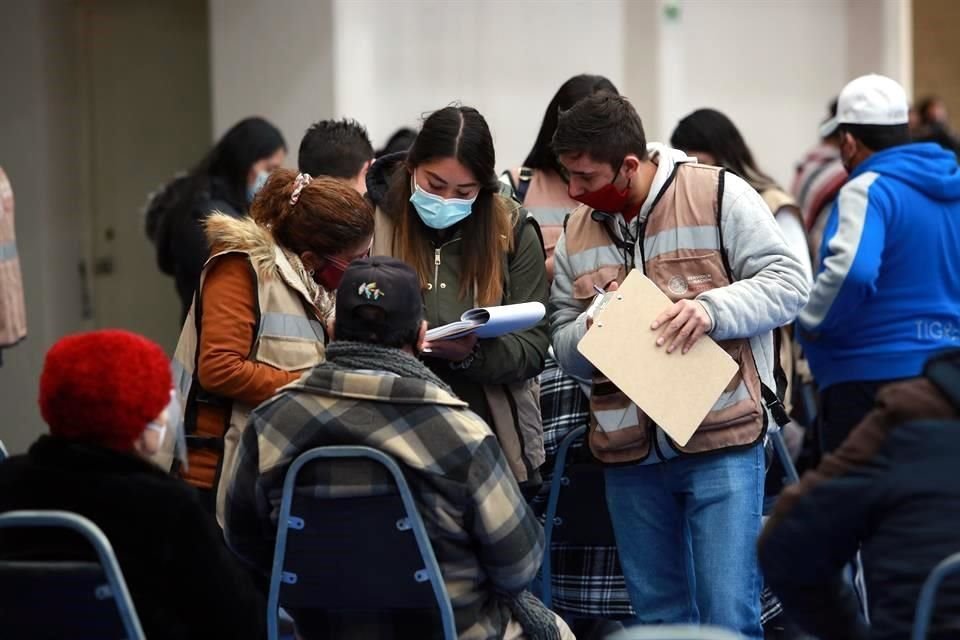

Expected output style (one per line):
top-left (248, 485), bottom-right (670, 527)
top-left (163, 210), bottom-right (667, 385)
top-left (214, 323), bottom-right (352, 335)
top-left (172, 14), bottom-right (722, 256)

top-left (314, 255), bottom-right (351, 291)
top-left (573, 162), bottom-right (630, 213)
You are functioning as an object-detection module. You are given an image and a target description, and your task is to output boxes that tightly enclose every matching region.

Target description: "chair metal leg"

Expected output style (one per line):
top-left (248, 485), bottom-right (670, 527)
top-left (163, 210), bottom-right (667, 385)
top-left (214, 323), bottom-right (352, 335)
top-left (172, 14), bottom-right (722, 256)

top-left (541, 425), bottom-right (588, 610)
top-left (769, 428), bottom-right (800, 485)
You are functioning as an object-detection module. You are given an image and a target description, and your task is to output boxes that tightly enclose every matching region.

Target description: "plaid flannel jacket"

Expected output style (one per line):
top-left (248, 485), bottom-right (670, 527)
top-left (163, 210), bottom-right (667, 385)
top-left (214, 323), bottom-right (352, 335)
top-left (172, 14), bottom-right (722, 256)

top-left (224, 364), bottom-right (544, 640)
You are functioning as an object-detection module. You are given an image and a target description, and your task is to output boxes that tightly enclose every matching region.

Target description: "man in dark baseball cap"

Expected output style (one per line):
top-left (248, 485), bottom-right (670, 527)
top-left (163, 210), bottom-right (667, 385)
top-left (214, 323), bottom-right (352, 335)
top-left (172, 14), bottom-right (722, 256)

top-left (225, 255), bottom-right (564, 639)
top-left (332, 256), bottom-right (426, 350)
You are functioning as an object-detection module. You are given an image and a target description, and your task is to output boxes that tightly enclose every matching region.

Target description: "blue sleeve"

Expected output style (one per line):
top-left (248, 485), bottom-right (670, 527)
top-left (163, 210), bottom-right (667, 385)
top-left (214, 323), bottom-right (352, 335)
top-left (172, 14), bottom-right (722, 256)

top-left (799, 173), bottom-right (887, 335)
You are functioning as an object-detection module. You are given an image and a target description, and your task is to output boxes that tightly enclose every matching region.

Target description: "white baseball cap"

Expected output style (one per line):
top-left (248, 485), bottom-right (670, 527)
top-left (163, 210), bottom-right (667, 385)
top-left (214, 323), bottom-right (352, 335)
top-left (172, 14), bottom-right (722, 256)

top-left (837, 74), bottom-right (909, 126)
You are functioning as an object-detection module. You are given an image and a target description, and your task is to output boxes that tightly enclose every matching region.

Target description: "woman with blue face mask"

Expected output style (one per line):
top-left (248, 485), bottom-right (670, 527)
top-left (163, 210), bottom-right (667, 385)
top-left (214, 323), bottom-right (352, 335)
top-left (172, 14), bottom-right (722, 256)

top-left (366, 106), bottom-right (550, 491)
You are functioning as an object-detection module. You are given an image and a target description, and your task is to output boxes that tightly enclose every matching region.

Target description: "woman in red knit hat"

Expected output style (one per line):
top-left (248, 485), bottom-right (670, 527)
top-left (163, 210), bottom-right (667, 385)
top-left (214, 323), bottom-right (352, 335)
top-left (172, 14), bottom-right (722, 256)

top-left (0, 329), bottom-right (266, 640)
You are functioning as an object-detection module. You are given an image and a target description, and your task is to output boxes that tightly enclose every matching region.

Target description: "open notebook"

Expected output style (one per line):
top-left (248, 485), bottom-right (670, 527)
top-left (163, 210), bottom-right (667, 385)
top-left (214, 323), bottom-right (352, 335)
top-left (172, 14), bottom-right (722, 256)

top-left (425, 302), bottom-right (545, 342)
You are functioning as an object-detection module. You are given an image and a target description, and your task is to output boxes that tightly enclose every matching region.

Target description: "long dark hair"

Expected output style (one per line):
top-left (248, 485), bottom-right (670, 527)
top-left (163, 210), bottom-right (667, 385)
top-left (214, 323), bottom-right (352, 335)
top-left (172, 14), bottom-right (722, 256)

top-left (191, 117), bottom-right (286, 212)
top-left (670, 108), bottom-right (777, 191)
top-left (524, 74), bottom-right (619, 175)
top-left (384, 106), bottom-right (512, 306)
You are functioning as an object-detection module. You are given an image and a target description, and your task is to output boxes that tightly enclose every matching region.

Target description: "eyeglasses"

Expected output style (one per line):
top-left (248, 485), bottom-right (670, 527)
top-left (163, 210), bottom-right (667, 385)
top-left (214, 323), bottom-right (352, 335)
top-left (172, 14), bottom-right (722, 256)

top-left (326, 244), bottom-right (372, 270)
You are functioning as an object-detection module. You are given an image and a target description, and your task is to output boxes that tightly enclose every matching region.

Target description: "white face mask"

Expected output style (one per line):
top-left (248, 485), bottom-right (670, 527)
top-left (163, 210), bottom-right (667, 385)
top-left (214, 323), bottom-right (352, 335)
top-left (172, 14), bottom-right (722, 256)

top-left (247, 169), bottom-right (270, 203)
top-left (145, 421), bottom-right (167, 446)
top-left (142, 387), bottom-right (187, 469)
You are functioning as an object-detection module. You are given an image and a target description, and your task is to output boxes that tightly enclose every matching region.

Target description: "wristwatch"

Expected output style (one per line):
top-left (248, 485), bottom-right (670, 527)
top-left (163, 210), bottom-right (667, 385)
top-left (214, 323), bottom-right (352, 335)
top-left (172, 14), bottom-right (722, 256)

top-left (449, 342), bottom-right (481, 371)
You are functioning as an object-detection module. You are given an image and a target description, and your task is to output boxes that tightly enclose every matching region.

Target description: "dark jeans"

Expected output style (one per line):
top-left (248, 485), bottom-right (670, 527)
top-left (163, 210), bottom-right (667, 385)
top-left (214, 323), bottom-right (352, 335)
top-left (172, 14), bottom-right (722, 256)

top-left (819, 379), bottom-right (904, 454)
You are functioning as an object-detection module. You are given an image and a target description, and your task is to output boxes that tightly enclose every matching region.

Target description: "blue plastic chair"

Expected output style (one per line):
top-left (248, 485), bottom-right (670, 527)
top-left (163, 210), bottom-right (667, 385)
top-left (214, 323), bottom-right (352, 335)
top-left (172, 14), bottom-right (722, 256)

top-left (266, 446), bottom-right (457, 640)
top-left (0, 510), bottom-right (145, 640)
top-left (762, 422), bottom-right (802, 517)
top-left (0, 439), bottom-right (8, 461)
top-left (768, 428), bottom-right (800, 485)
top-left (540, 424), bottom-right (623, 609)
top-left (608, 624), bottom-right (746, 639)
top-left (912, 551), bottom-right (960, 640)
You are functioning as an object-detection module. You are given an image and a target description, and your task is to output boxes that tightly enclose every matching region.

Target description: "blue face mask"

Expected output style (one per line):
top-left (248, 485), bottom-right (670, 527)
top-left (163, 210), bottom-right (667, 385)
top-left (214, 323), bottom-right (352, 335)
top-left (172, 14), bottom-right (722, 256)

top-left (409, 174), bottom-right (477, 230)
top-left (247, 170), bottom-right (269, 203)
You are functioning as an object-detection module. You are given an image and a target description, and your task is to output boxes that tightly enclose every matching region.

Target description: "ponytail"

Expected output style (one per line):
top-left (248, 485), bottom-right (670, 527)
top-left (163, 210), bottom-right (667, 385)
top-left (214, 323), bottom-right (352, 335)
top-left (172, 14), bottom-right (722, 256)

top-left (250, 168), bottom-right (374, 256)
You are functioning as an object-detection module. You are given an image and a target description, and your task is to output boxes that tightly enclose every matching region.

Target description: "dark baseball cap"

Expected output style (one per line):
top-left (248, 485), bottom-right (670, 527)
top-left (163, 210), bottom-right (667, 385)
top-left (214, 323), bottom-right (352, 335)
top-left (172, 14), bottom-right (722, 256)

top-left (335, 256), bottom-right (424, 346)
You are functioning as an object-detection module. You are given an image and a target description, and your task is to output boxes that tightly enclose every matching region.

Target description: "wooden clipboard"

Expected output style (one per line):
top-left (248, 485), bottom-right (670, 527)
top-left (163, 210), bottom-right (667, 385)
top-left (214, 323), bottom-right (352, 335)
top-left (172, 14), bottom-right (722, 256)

top-left (577, 269), bottom-right (738, 446)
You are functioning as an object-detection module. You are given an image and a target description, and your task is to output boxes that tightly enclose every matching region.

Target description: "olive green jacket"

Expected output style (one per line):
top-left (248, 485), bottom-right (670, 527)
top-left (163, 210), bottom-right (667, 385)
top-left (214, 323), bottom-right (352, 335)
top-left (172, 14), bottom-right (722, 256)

top-left (372, 191), bottom-right (549, 482)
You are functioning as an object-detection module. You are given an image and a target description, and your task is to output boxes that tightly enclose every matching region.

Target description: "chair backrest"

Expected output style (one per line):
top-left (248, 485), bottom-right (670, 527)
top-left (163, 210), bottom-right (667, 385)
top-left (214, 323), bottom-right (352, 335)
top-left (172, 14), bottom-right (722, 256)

top-left (267, 446), bottom-right (457, 640)
top-left (0, 510), bottom-right (145, 640)
top-left (547, 425), bottom-right (617, 546)
top-left (912, 551), bottom-right (960, 640)
top-left (0, 439), bottom-right (8, 461)
top-left (540, 424), bottom-right (622, 610)
top-left (608, 624), bottom-right (746, 639)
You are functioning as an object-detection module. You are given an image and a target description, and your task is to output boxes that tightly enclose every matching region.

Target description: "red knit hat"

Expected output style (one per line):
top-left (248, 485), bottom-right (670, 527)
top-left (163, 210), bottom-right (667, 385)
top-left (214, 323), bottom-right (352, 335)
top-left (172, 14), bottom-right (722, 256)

top-left (39, 329), bottom-right (172, 452)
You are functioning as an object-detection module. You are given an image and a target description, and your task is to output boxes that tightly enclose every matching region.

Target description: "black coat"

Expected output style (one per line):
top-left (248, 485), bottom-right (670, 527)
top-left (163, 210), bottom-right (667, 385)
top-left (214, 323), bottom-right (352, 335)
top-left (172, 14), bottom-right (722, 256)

top-left (153, 176), bottom-right (245, 320)
top-left (0, 436), bottom-right (266, 640)
top-left (760, 370), bottom-right (960, 640)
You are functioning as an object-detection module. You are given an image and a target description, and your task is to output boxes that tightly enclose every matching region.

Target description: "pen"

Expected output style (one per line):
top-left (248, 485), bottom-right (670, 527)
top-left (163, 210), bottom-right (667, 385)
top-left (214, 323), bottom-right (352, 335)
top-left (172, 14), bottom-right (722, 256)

top-left (593, 284), bottom-right (606, 296)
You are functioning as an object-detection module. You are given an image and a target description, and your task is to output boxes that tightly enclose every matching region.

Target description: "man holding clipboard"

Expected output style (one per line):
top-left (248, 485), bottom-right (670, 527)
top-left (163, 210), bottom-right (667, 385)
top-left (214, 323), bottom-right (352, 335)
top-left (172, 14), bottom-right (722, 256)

top-left (549, 92), bottom-right (810, 639)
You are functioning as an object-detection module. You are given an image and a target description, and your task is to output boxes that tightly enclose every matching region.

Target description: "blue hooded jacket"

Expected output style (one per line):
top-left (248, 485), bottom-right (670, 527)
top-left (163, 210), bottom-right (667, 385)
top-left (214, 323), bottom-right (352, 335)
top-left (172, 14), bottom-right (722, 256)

top-left (799, 142), bottom-right (960, 388)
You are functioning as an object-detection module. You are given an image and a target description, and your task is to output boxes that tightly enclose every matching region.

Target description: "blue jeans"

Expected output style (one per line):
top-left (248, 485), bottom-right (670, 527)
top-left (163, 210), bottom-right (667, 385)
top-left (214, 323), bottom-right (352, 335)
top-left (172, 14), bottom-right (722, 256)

top-left (604, 443), bottom-right (765, 639)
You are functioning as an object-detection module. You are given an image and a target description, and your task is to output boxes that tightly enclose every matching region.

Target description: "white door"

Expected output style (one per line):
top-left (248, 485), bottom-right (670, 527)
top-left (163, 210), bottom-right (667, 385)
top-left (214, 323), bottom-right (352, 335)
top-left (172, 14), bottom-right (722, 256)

top-left (78, 0), bottom-right (212, 352)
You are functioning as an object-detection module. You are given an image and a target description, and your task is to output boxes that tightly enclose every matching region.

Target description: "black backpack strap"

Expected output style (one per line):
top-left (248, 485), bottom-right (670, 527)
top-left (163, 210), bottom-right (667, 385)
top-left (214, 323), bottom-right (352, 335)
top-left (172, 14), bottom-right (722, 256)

top-left (500, 169), bottom-right (517, 192)
top-left (761, 383), bottom-right (791, 427)
top-left (521, 210), bottom-right (545, 260)
top-left (515, 166), bottom-right (534, 204)
top-left (715, 167), bottom-right (789, 404)
top-left (178, 259), bottom-right (261, 463)
top-left (499, 207), bottom-right (545, 305)
top-left (715, 168), bottom-right (734, 281)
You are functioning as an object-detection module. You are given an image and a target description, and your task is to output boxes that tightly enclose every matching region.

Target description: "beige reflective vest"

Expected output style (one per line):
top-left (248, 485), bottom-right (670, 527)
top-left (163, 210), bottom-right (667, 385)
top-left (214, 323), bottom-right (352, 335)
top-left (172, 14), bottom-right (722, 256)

top-left (0, 167), bottom-right (26, 349)
top-left (563, 163), bottom-right (768, 464)
top-left (166, 214), bottom-right (327, 523)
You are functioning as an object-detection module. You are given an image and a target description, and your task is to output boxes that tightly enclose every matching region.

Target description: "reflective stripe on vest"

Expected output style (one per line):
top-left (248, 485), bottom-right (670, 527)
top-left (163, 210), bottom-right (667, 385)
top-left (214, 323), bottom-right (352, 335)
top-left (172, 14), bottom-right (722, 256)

top-left (258, 312), bottom-right (326, 341)
top-left (565, 163), bottom-right (766, 464)
top-left (172, 358), bottom-right (193, 408)
top-left (642, 225), bottom-right (720, 262)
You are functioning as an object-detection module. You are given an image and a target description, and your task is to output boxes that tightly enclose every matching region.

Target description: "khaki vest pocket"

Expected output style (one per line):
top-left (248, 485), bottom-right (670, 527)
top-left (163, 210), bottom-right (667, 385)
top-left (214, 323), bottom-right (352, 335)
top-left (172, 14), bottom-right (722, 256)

top-left (255, 335), bottom-right (325, 372)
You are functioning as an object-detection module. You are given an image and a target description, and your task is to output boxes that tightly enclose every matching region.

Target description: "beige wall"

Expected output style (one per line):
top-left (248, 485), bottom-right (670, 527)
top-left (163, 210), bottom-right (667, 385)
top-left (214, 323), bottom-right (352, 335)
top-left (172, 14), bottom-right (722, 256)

top-left (0, 1), bottom-right (89, 454)
top-left (0, 0), bottom-right (212, 454)
top-left (208, 0), bottom-right (910, 188)
top-left (651, 0), bottom-right (850, 187)
top-left (847, 0), bottom-right (912, 93)
top-left (331, 0), bottom-right (625, 172)
top-left (209, 0), bottom-right (335, 161)
top-left (913, 0), bottom-right (960, 124)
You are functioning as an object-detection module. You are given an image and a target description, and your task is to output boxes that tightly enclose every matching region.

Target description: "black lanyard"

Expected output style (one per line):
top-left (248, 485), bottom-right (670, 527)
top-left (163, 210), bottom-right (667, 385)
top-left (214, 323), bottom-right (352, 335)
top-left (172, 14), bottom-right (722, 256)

top-left (592, 210), bottom-right (637, 271)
